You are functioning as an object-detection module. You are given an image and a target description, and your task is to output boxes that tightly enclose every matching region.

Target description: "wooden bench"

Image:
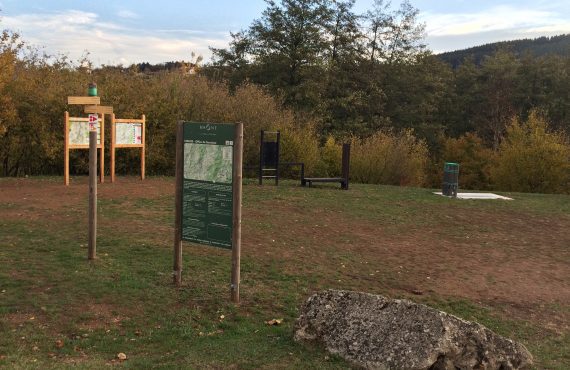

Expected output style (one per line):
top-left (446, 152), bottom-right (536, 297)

top-left (302, 177), bottom-right (348, 189)
top-left (302, 143), bottom-right (351, 190)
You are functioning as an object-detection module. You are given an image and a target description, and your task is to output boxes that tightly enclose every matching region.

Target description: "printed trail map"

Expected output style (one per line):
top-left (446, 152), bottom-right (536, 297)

top-left (184, 143), bottom-right (232, 183)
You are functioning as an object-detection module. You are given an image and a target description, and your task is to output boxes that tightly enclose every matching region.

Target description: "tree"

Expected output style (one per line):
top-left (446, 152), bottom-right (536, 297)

top-left (364, 0), bottom-right (425, 65)
top-left (0, 26), bottom-right (23, 174)
top-left (250, 0), bottom-right (335, 109)
top-left (492, 111), bottom-right (570, 193)
top-left (477, 49), bottom-right (520, 149)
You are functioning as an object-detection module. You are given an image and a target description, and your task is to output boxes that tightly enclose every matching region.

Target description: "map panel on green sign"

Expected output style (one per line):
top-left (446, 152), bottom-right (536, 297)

top-left (181, 122), bottom-right (235, 249)
top-left (184, 143), bottom-right (232, 183)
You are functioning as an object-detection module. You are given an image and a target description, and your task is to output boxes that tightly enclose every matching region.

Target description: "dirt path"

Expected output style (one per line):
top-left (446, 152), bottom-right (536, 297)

top-left (2, 177), bottom-right (569, 331)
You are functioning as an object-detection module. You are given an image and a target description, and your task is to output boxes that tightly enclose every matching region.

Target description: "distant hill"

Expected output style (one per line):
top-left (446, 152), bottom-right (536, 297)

top-left (438, 34), bottom-right (570, 68)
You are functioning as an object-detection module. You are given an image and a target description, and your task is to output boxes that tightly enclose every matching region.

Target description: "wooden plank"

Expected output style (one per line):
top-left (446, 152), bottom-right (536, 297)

top-left (114, 118), bottom-right (144, 123)
top-left (173, 122), bottom-right (184, 286)
top-left (114, 144), bottom-right (144, 148)
top-left (231, 122), bottom-right (244, 304)
top-left (84, 105), bottom-right (113, 114)
top-left (68, 96), bottom-right (101, 105)
top-left (64, 112), bottom-right (69, 186)
top-left (111, 114), bottom-right (115, 183)
top-left (303, 177), bottom-right (344, 182)
top-left (69, 144), bottom-right (103, 150)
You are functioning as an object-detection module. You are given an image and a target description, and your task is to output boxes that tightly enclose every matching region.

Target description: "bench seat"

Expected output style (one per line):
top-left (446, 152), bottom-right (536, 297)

top-left (302, 177), bottom-right (348, 189)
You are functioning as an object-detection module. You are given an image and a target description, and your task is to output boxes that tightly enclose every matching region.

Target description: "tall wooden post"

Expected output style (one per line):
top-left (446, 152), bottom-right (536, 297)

top-left (173, 122), bottom-right (183, 286)
top-left (88, 130), bottom-right (97, 260)
top-left (99, 114), bottom-right (105, 184)
top-left (110, 113), bottom-right (116, 183)
top-left (231, 122), bottom-right (244, 303)
top-left (64, 112), bottom-right (70, 186)
top-left (258, 130), bottom-right (264, 185)
top-left (275, 131), bottom-right (280, 186)
top-left (141, 114), bottom-right (146, 180)
top-left (341, 143), bottom-right (351, 190)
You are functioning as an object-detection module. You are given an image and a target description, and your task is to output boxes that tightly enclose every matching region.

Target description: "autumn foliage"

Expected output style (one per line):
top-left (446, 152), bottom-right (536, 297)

top-left (1, 23), bottom-right (570, 194)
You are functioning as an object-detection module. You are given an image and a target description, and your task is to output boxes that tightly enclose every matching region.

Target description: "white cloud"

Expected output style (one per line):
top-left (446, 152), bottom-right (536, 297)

top-left (423, 6), bottom-right (563, 37)
top-left (2, 10), bottom-right (229, 65)
top-left (421, 5), bottom-right (570, 52)
top-left (117, 10), bottom-right (139, 19)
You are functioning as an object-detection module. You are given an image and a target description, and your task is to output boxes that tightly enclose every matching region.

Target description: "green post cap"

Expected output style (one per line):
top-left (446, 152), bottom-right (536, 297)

top-left (88, 82), bottom-right (97, 97)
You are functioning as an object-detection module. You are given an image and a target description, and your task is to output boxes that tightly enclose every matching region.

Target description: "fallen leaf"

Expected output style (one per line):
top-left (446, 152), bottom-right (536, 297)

top-left (117, 353), bottom-right (127, 361)
top-left (207, 330), bottom-right (223, 336)
top-left (265, 318), bottom-right (283, 326)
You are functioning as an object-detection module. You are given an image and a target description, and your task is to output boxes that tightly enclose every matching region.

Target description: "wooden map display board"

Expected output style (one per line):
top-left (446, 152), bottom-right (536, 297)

top-left (110, 114), bottom-right (145, 182)
top-left (64, 111), bottom-right (105, 185)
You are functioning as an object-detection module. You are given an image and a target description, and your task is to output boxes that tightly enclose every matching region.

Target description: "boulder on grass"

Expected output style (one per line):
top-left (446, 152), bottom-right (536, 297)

top-left (295, 290), bottom-right (533, 370)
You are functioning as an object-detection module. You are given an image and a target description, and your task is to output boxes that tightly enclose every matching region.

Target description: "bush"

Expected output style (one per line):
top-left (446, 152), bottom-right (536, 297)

top-left (279, 122), bottom-right (321, 177)
top-left (0, 52), bottom-right (322, 177)
top-left (492, 111), bottom-right (570, 193)
top-left (350, 129), bottom-right (428, 186)
top-left (439, 133), bottom-right (495, 190)
top-left (315, 136), bottom-right (342, 177)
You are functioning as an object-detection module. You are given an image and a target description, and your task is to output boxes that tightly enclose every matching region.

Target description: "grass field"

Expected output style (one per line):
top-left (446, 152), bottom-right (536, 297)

top-left (1, 177), bottom-right (569, 369)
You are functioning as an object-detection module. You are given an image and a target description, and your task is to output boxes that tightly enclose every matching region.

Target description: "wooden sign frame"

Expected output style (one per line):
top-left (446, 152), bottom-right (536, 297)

top-left (110, 114), bottom-right (146, 183)
top-left (64, 111), bottom-right (105, 185)
top-left (173, 121), bottom-right (244, 303)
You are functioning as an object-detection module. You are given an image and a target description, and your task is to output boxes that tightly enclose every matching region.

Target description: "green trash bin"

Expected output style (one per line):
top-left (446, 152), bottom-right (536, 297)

top-left (442, 162), bottom-right (459, 197)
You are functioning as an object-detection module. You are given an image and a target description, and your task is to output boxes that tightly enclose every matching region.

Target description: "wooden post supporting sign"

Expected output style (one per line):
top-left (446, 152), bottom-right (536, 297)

top-left (231, 122), bottom-right (243, 303)
top-left (88, 129), bottom-right (97, 260)
top-left (173, 122), bottom-right (183, 286)
top-left (173, 121), bottom-right (243, 303)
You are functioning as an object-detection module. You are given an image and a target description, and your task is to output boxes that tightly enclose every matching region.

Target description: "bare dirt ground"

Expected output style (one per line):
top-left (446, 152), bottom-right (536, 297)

top-left (2, 176), bottom-right (569, 334)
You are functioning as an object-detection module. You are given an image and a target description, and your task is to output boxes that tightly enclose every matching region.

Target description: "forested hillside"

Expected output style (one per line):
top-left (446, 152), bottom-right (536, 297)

top-left (439, 34), bottom-right (570, 68)
top-left (1, 1), bottom-right (569, 193)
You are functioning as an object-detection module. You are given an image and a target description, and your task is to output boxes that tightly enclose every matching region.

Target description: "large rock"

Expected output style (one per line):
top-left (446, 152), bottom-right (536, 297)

top-left (295, 290), bottom-right (533, 370)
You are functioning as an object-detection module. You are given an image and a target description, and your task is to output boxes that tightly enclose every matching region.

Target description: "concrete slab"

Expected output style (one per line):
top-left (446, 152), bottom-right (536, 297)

top-left (433, 192), bottom-right (513, 200)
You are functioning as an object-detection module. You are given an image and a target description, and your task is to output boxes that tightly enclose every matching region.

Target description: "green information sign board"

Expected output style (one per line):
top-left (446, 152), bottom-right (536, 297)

top-left (181, 122), bottom-right (235, 249)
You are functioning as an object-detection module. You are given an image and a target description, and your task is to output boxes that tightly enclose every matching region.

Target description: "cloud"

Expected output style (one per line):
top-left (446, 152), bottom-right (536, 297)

top-left (420, 5), bottom-right (570, 52)
top-left (117, 10), bottom-right (139, 19)
top-left (1, 10), bottom-right (229, 65)
top-left (424, 6), bottom-right (563, 36)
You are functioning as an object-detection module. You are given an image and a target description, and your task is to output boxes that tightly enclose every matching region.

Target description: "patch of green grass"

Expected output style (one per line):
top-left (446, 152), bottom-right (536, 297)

top-left (424, 297), bottom-right (570, 369)
top-left (1, 177), bottom-right (569, 368)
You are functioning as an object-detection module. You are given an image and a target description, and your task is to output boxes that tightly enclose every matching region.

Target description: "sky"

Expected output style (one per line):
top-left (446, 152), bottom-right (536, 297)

top-left (1, 0), bottom-right (569, 66)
